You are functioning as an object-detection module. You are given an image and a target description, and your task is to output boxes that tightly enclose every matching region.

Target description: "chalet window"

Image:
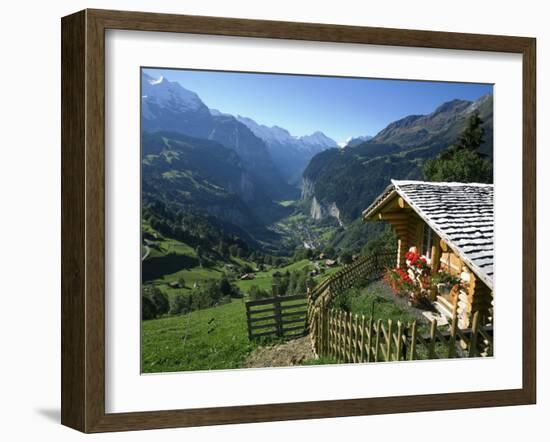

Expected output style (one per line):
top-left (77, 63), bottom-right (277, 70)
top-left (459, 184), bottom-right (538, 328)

top-left (422, 223), bottom-right (433, 261)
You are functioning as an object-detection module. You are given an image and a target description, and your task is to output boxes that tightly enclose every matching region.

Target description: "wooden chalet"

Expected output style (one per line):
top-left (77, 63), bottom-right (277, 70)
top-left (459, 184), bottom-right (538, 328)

top-left (362, 180), bottom-right (494, 329)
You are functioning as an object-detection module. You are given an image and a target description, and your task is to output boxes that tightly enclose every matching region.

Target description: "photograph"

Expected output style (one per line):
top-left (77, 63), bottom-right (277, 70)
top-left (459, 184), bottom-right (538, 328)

top-left (140, 68), bottom-right (494, 373)
top-left (0, 0), bottom-right (542, 438)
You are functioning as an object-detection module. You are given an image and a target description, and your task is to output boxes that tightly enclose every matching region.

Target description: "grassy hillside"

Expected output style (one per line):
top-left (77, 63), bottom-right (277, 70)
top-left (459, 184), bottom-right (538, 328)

top-left (144, 231), bottom-right (252, 298)
top-left (142, 298), bottom-right (252, 372)
top-left (143, 209), bottom-right (344, 301)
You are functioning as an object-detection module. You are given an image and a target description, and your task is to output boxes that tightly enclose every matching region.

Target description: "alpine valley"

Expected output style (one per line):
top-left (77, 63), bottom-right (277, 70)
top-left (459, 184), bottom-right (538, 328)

top-left (141, 71), bottom-right (493, 281)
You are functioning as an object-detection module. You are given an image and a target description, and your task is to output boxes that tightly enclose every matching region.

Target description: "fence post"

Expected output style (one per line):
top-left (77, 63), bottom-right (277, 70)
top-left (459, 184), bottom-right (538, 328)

top-left (349, 312), bottom-right (354, 362)
top-left (386, 320), bottom-right (393, 362)
top-left (428, 319), bottom-right (437, 359)
top-left (274, 297), bottom-right (282, 338)
top-left (359, 315), bottom-right (366, 362)
top-left (328, 309), bottom-right (333, 359)
top-left (345, 311), bottom-right (351, 363)
top-left (318, 300), bottom-right (323, 356)
top-left (396, 321), bottom-right (403, 361)
top-left (468, 311), bottom-right (480, 357)
top-left (351, 314), bottom-right (357, 362)
top-left (322, 298), bottom-right (328, 357)
top-left (448, 304), bottom-right (458, 358)
top-left (374, 319), bottom-right (382, 362)
top-left (305, 287), bottom-right (311, 334)
top-left (366, 317), bottom-right (374, 362)
top-left (342, 311), bottom-right (348, 362)
top-left (337, 310), bottom-right (344, 363)
top-left (401, 322), bottom-right (411, 361)
top-left (409, 320), bottom-right (417, 360)
top-left (246, 303), bottom-right (253, 341)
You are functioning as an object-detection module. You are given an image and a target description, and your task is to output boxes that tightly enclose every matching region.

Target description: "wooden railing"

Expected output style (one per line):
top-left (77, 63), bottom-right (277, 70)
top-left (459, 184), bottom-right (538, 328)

top-left (307, 252), bottom-right (493, 361)
top-left (307, 251), bottom-right (396, 323)
top-left (245, 294), bottom-right (308, 341)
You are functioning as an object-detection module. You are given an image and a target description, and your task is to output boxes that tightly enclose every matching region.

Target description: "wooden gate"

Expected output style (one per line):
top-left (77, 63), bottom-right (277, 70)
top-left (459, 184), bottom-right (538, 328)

top-left (245, 294), bottom-right (308, 341)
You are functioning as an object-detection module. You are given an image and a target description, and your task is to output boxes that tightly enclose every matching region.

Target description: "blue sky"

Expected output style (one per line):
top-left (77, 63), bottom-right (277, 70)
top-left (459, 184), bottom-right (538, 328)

top-left (143, 67), bottom-right (492, 144)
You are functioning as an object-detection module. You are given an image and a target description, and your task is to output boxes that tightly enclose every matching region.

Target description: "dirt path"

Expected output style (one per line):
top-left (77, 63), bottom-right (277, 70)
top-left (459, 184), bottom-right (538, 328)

top-left (244, 336), bottom-right (316, 368)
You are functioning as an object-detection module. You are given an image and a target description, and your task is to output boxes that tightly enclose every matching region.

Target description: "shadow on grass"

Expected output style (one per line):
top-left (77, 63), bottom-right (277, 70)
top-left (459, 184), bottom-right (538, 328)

top-left (142, 254), bottom-right (199, 282)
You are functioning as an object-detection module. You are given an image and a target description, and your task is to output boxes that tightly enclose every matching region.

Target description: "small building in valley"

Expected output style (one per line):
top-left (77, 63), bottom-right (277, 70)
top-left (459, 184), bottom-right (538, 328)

top-left (362, 180), bottom-right (493, 329)
top-left (240, 273), bottom-right (255, 280)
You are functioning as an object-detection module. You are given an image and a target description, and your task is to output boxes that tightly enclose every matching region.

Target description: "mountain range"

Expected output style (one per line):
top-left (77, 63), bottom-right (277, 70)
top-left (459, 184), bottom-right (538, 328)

top-left (370, 93), bottom-right (493, 156)
top-left (236, 116), bottom-right (338, 184)
top-left (142, 72), bottom-right (337, 188)
top-left (141, 71), bottom-right (493, 254)
top-left (302, 93), bottom-right (493, 225)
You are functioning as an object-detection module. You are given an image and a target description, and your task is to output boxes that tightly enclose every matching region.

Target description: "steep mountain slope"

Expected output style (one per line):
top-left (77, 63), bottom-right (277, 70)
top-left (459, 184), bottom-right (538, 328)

top-left (141, 72), bottom-right (296, 200)
top-left (302, 93), bottom-right (493, 224)
top-left (370, 93), bottom-right (493, 157)
top-left (142, 131), bottom-right (290, 234)
top-left (142, 74), bottom-right (213, 138)
top-left (302, 143), bottom-right (419, 222)
top-left (236, 116), bottom-right (338, 184)
top-left (343, 135), bottom-right (373, 148)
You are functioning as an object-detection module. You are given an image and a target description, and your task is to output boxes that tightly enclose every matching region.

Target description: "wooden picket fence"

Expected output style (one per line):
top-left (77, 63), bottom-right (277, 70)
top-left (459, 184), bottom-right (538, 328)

top-left (246, 294), bottom-right (308, 341)
top-left (311, 301), bottom-right (493, 362)
top-left (307, 252), bottom-right (493, 361)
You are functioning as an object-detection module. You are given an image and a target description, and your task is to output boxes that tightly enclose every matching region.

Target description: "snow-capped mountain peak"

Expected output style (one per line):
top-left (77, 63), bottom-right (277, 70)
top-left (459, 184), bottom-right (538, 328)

top-left (236, 116), bottom-right (338, 153)
top-left (148, 75), bottom-right (164, 85)
top-left (141, 72), bottom-right (206, 114)
top-left (236, 116), bottom-right (295, 146)
top-left (299, 131), bottom-right (338, 149)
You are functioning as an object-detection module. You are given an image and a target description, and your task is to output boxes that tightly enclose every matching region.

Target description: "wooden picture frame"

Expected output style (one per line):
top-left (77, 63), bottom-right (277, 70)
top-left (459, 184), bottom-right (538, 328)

top-left (61, 8), bottom-right (536, 433)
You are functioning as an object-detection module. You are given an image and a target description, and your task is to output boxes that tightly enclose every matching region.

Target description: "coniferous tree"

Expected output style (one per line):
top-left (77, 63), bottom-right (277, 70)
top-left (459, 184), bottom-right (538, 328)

top-left (150, 287), bottom-right (170, 316)
top-left (442, 111), bottom-right (485, 158)
top-left (142, 295), bottom-right (157, 320)
top-left (339, 250), bottom-right (353, 265)
top-left (424, 111), bottom-right (492, 183)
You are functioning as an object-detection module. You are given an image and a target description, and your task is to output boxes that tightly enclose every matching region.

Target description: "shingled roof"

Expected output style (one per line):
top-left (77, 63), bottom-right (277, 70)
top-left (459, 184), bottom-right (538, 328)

top-left (363, 180), bottom-right (494, 290)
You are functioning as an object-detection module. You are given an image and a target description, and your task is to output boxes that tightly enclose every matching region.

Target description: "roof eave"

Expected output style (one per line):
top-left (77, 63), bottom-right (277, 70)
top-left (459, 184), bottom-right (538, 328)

top-left (391, 182), bottom-right (494, 291)
top-left (361, 184), bottom-right (397, 221)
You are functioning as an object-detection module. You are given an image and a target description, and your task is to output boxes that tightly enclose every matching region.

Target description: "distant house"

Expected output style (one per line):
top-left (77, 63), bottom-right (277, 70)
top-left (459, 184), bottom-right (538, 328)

top-left (240, 273), bottom-right (255, 280)
top-left (325, 259), bottom-right (337, 267)
top-left (363, 180), bottom-right (493, 329)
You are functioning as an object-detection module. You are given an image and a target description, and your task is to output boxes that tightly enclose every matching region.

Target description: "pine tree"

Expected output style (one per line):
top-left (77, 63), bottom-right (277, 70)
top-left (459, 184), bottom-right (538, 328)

top-left (454, 111), bottom-right (484, 151)
top-left (424, 111), bottom-right (492, 183)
